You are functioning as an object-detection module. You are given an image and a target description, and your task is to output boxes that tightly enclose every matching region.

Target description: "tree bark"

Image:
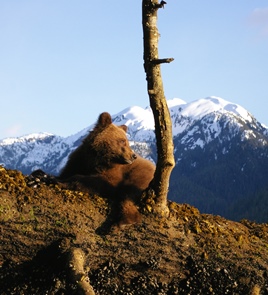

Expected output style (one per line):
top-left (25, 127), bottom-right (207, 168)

top-left (142, 0), bottom-right (175, 216)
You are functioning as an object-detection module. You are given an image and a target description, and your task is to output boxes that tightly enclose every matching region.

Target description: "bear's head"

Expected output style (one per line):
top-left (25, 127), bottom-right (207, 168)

top-left (86, 112), bottom-right (137, 167)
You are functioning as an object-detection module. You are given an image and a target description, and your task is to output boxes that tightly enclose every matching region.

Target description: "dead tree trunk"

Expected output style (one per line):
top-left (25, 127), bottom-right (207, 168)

top-left (142, 0), bottom-right (175, 216)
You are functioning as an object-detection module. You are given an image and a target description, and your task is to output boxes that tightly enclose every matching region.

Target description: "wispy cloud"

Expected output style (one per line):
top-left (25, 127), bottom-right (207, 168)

top-left (248, 7), bottom-right (268, 39)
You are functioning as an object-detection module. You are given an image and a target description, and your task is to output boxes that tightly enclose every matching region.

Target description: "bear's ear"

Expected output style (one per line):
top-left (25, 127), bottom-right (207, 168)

top-left (120, 125), bottom-right (128, 132)
top-left (97, 112), bottom-right (112, 128)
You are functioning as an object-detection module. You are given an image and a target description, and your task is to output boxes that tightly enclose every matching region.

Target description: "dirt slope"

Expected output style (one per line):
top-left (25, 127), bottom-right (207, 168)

top-left (0, 167), bottom-right (268, 294)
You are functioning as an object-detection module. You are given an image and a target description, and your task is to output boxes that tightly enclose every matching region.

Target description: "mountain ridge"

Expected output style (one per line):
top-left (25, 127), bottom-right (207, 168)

top-left (1, 96), bottom-right (265, 144)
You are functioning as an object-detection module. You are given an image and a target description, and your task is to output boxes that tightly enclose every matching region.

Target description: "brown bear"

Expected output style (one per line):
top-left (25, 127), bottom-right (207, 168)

top-left (59, 112), bottom-right (155, 227)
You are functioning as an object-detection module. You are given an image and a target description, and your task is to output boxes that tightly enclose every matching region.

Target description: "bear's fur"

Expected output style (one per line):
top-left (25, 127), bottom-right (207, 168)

top-left (59, 112), bottom-right (155, 227)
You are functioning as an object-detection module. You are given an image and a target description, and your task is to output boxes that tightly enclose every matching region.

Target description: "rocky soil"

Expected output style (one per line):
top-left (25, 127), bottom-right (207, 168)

top-left (1, 166), bottom-right (268, 294)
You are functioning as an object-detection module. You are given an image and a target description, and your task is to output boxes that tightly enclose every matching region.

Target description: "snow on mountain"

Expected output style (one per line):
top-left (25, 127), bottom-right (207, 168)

top-left (178, 96), bottom-right (252, 123)
top-left (167, 98), bottom-right (187, 108)
top-left (170, 96), bottom-right (254, 137)
top-left (112, 106), bottom-right (155, 142)
top-left (0, 133), bottom-right (66, 174)
top-left (0, 96), bottom-right (267, 175)
top-left (113, 96), bottom-right (256, 142)
top-left (0, 132), bottom-right (55, 146)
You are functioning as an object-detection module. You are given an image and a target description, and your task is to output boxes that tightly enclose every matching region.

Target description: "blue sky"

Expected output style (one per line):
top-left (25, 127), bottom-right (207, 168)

top-left (1, 1), bottom-right (268, 139)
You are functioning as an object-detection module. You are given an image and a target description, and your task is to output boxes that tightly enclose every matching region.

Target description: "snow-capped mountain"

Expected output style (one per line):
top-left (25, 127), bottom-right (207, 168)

top-left (1, 96), bottom-right (268, 222)
top-left (170, 97), bottom-right (267, 150)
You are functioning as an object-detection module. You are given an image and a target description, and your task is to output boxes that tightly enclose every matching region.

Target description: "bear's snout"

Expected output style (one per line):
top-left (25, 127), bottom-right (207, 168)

top-left (123, 153), bottom-right (137, 164)
top-left (132, 153), bottom-right (137, 161)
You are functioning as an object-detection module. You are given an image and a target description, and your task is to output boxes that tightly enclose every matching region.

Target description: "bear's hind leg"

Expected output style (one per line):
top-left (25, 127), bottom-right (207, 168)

top-left (116, 198), bottom-right (142, 228)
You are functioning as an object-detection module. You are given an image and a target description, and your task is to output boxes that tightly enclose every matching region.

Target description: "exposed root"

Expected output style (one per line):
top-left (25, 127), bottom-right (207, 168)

top-left (68, 248), bottom-right (95, 295)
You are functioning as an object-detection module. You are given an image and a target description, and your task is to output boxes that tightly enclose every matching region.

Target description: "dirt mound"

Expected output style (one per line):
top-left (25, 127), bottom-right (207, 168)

top-left (1, 167), bottom-right (268, 294)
